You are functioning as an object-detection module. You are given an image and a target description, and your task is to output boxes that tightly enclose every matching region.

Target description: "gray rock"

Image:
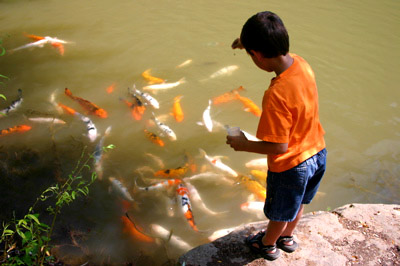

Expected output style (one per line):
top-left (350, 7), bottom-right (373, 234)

top-left (178, 203), bottom-right (400, 266)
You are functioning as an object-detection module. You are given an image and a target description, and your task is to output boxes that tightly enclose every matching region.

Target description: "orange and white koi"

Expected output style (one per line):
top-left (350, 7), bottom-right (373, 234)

top-left (121, 214), bottom-right (154, 243)
top-left (131, 86), bottom-right (159, 109)
top-left (202, 100), bottom-right (213, 132)
top-left (11, 34), bottom-right (71, 55)
top-left (64, 88), bottom-right (108, 118)
top-left (171, 95), bottom-right (184, 122)
top-left (154, 163), bottom-right (189, 178)
top-left (0, 124), bottom-right (31, 137)
top-left (235, 93), bottom-right (261, 117)
top-left (143, 78), bottom-right (185, 93)
top-left (245, 157), bottom-right (268, 170)
top-left (0, 89), bottom-right (23, 117)
top-left (109, 177), bottom-right (134, 202)
top-left (150, 224), bottom-right (193, 251)
top-left (120, 96), bottom-right (146, 121)
top-left (176, 59), bottom-right (193, 68)
top-left (176, 183), bottom-right (198, 231)
top-left (199, 148), bottom-right (238, 177)
top-left (136, 179), bottom-right (181, 191)
top-left (144, 129), bottom-right (165, 147)
top-left (152, 112), bottom-right (177, 141)
top-left (141, 68), bottom-right (165, 84)
top-left (212, 86), bottom-right (245, 105)
top-left (238, 175), bottom-right (266, 201)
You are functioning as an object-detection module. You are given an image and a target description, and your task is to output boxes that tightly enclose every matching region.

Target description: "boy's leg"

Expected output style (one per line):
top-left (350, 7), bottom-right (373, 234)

top-left (261, 220), bottom-right (287, 248)
top-left (281, 204), bottom-right (304, 238)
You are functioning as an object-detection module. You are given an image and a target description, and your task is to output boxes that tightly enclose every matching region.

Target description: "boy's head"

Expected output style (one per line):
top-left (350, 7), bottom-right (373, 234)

top-left (240, 11), bottom-right (289, 58)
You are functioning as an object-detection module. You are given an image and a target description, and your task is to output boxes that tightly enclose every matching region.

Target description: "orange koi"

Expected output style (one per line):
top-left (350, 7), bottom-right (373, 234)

top-left (141, 68), bottom-right (165, 84)
top-left (121, 214), bottom-right (154, 243)
top-left (235, 93), bottom-right (261, 117)
top-left (58, 103), bottom-right (77, 115)
top-left (0, 125), bottom-right (31, 137)
top-left (144, 129), bottom-right (165, 147)
top-left (64, 88), bottom-right (108, 118)
top-left (154, 163), bottom-right (189, 178)
top-left (137, 179), bottom-right (182, 191)
top-left (106, 83), bottom-right (116, 94)
top-left (171, 95), bottom-right (184, 122)
top-left (212, 86), bottom-right (246, 105)
top-left (239, 175), bottom-right (266, 201)
top-left (176, 183), bottom-right (198, 231)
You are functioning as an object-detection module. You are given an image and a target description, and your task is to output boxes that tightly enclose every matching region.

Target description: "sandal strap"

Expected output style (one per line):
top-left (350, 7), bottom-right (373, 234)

top-left (277, 236), bottom-right (293, 243)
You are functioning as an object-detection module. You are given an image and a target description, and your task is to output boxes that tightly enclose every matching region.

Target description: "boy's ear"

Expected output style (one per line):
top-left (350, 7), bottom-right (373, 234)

top-left (250, 50), bottom-right (264, 60)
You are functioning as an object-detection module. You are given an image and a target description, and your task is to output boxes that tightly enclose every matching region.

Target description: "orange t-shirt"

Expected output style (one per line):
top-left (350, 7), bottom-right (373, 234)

top-left (256, 54), bottom-right (325, 173)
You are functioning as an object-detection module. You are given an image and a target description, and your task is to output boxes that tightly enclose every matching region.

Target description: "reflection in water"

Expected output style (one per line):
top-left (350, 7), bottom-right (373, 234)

top-left (0, 0), bottom-right (400, 264)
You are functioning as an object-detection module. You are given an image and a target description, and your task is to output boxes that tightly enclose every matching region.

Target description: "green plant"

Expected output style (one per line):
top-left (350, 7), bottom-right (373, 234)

top-left (0, 39), bottom-right (7, 100)
top-left (0, 144), bottom-right (115, 265)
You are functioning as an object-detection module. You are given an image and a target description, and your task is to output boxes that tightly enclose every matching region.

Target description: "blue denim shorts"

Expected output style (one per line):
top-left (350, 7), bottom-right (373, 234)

top-left (264, 148), bottom-right (327, 222)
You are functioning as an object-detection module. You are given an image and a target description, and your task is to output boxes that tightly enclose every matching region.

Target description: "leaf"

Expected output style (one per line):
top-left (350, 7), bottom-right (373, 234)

top-left (0, 94), bottom-right (6, 101)
top-left (0, 47), bottom-right (5, 56)
top-left (71, 191), bottom-right (76, 200)
top-left (0, 74), bottom-right (9, 79)
top-left (16, 229), bottom-right (26, 240)
top-left (26, 214), bottom-right (40, 225)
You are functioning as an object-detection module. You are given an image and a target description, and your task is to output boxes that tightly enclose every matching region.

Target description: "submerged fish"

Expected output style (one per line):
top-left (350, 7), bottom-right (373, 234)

top-left (212, 86), bottom-right (245, 105)
top-left (154, 164), bottom-right (189, 178)
top-left (106, 83), bottom-right (116, 94)
top-left (235, 93), bottom-right (261, 117)
top-left (199, 148), bottom-right (238, 177)
top-left (176, 59), bottom-right (193, 68)
top-left (58, 103), bottom-right (77, 115)
top-left (65, 88), bottom-right (108, 118)
top-left (250, 169), bottom-right (268, 185)
top-left (141, 68), bottom-right (165, 84)
top-left (0, 89), bottom-right (23, 117)
top-left (121, 214), bottom-right (154, 243)
top-left (171, 95), bottom-right (184, 122)
top-left (93, 126), bottom-right (112, 180)
top-left (28, 117), bottom-right (66, 124)
top-left (183, 172), bottom-right (235, 186)
top-left (185, 182), bottom-right (222, 216)
top-left (202, 100), bottom-right (213, 132)
top-left (152, 113), bottom-right (177, 141)
top-left (136, 179), bottom-right (182, 191)
top-left (201, 65), bottom-right (239, 82)
top-left (245, 157), bottom-right (268, 170)
top-left (238, 175), bottom-right (266, 201)
top-left (150, 224), bottom-right (193, 251)
top-left (0, 124), bottom-right (31, 137)
top-left (208, 226), bottom-right (237, 242)
top-left (131, 86), bottom-right (159, 109)
top-left (240, 201), bottom-right (265, 219)
top-left (176, 183), bottom-right (198, 231)
top-left (75, 112), bottom-right (97, 142)
top-left (11, 34), bottom-right (71, 55)
top-left (109, 177), bottom-right (134, 202)
top-left (144, 129), bottom-right (165, 147)
top-left (143, 78), bottom-right (185, 93)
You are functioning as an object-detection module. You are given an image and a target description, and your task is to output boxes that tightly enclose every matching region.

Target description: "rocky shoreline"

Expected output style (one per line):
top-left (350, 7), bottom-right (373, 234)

top-left (178, 203), bottom-right (400, 265)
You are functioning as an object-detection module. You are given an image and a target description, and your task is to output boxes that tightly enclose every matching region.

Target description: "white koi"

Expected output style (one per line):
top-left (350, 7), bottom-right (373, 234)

top-left (200, 65), bottom-right (239, 82)
top-left (183, 172), bottom-right (235, 186)
top-left (93, 126), bottom-right (112, 180)
top-left (142, 78), bottom-right (185, 93)
top-left (144, 152), bottom-right (165, 169)
top-left (208, 226), bottom-right (237, 242)
top-left (75, 112), bottom-right (97, 142)
top-left (199, 148), bottom-right (238, 177)
top-left (176, 59), bottom-right (193, 68)
top-left (150, 224), bottom-right (193, 251)
top-left (202, 100), bottom-right (213, 132)
top-left (240, 201), bottom-right (265, 219)
top-left (109, 177), bottom-right (134, 202)
top-left (152, 112), bottom-right (177, 141)
top-left (185, 182), bottom-right (223, 216)
top-left (0, 89), bottom-right (23, 116)
top-left (131, 85), bottom-right (160, 109)
top-left (245, 157), bottom-right (268, 170)
top-left (28, 117), bottom-right (66, 124)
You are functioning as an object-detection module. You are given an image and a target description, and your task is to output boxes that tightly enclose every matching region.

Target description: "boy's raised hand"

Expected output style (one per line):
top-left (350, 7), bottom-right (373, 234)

top-left (226, 131), bottom-right (248, 151)
top-left (231, 38), bottom-right (244, 49)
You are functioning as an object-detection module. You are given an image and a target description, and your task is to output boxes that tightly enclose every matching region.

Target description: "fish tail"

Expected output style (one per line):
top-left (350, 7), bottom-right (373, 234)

top-left (178, 77), bottom-right (186, 84)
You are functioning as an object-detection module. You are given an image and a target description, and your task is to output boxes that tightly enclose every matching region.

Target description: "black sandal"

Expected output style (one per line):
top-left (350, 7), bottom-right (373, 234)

top-left (245, 231), bottom-right (281, 261)
top-left (276, 236), bottom-right (298, 253)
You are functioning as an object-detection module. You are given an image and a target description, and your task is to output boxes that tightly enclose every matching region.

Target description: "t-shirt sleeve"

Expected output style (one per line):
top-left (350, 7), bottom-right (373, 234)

top-left (256, 91), bottom-right (292, 143)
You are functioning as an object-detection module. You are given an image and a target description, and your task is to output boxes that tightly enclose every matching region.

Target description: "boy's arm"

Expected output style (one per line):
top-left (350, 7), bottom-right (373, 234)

top-left (226, 132), bottom-right (288, 155)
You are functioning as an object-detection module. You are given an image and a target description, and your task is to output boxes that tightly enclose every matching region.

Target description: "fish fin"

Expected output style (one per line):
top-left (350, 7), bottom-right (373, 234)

top-left (64, 88), bottom-right (73, 97)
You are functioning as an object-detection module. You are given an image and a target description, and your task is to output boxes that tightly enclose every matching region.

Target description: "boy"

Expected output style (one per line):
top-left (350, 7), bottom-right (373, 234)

top-left (226, 11), bottom-right (327, 261)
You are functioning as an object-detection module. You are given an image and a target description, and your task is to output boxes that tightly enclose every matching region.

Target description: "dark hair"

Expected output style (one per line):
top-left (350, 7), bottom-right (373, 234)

top-left (240, 11), bottom-right (289, 58)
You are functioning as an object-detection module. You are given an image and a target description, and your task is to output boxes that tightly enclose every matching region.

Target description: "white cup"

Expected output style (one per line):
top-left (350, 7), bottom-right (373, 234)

top-left (227, 126), bottom-right (241, 136)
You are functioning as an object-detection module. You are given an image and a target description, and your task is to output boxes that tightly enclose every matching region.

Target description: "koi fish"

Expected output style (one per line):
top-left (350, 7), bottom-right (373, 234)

top-left (250, 169), bottom-right (268, 185)
top-left (176, 183), bottom-right (198, 231)
top-left (240, 201), bottom-right (265, 219)
top-left (120, 96), bottom-right (146, 121)
top-left (241, 130), bottom-right (261, 141)
top-left (150, 224), bottom-right (193, 251)
top-left (171, 95), bottom-right (184, 122)
top-left (143, 78), bottom-right (185, 93)
top-left (64, 88), bottom-right (108, 118)
top-left (121, 214), bottom-right (154, 243)
top-left (144, 129), bottom-right (165, 147)
top-left (183, 172), bottom-right (235, 186)
top-left (212, 86), bottom-right (245, 105)
top-left (109, 177), bottom-right (134, 202)
top-left (75, 112), bottom-right (97, 142)
top-left (0, 124), bottom-right (31, 137)
top-left (201, 65), bottom-right (239, 82)
top-left (176, 59), bottom-right (193, 68)
top-left (0, 89), bottom-right (23, 117)
top-left (28, 117), bottom-right (66, 124)
top-left (202, 100), bottom-right (213, 132)
top-left (154, 164), bottom-right (189, 178)
top-left (245, 157), bottom-right (268, 170)
top-left (152, 113), bottom-right (177, 141)
top-left (198, 148), bottom-right (238, 177)
top-left (144, 152), bottom-right (165, 169)
top-left (238, 175), bottom-right (266, 201)
top-left (11, 34), bottom-right (71, 55)
top-left (208, 226), bottom-right (237, 242)
top-left (136, 179), bottom-right (181, 191)
top-left (235, 93), bottom-right (261, 117)
top-left (141, 68), bottom-right (165, 84)
top-left (185, 182), bottom-right (222, 216)
top-left (58, 103), bottom-right (77, 115)
top-left (106, 83), bottom-right (116, 94)
top-left (94, 126), bottom-right (112, 180)
top-left (131, 86), bottom-right (159, 109)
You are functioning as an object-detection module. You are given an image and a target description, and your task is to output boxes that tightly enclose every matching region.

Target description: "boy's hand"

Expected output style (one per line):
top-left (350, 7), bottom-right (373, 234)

top-left (226, 131), bottom-right (248, 151)
top-left (231, 38), bottom-right (244, 49)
